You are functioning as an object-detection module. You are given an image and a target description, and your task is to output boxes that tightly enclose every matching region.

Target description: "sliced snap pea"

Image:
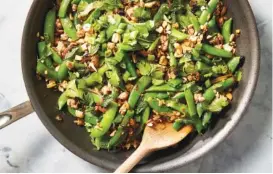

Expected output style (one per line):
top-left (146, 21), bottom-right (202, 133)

top-left (173, 119), bottom-right (184, 131)
top-left (36, 60), bottom-right (58, 80)
top-left (108, 110), bottom-right (134, 148)
top-left (128, 76), bottom-right (152, 109)
top-left (166, 100), bottom-right (188, 114)
top-left (173, 92), bottom-right (185, 100)
top-left (50, 47), bottom-right (63, 64)
top-left (203, 87), bottom-right (215, 104)
top-left (185, 89), bottom-right (197, 117)
top-left (90, 102), bottom-right (118, 138)
top-left (153, 4), bottom-right (169, 26)
top-left (146, 98), bottom-right (172, 113)
top-left (146, 84), bottom-right (178, 92)
top-left (123, 53), bottom-right (137, 79)
top-left (134, 106), bottom-right (150, 136)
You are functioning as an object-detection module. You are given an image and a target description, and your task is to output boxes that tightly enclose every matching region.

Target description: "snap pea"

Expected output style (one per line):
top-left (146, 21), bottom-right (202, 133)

top-left (172, 119), bottom-right (184, 131)
top-left (199, 0), bottom-right (219, 25)
top-left (123, 53), bottom-right (137, 79)
top-left (202, 112), bottom-right (212, 127)
top-left (222, 18), bottom-right (233, 43)
top-left (195, 61), bottom-right (211, 73)
top-left (128, 76), bottom-right (152, 109)
top-left (184, 89), bottom-right (197, 117)
top-left (208, 16), bottom-right (219, 34)
top-left (85, 112), bottom-right (99, 125)
top-left (166, 100), bottom-right (188, 114)
top-left (144, 92), bottom-right (169, 100)
top-left (60, 17), bottom-right (78, 41)
top-left (58, 0), bottom-right (72, 18)
top-left (71, 0), bottom-right (81, 4)
top-left (214, 77), bottom-right (235, 92)
top-left (90, 102), bottom-right (118, 138)
top-left (188, 11), bottom-right (200, 31)
top-left (38, 41), bottom-right (47, 58)
top-left (148, 38), bottom-right (160, 52)
top-left (146, 98), bottom-right (172, 113)
top-left (146, 84), bottom-right (178, 92)
top-left (173, 92), bottom-right (185, 100)
top-left (36, 60), bottom-right (58, 80)
top-left (58, 91), bottom-right (68, 110)
top-left (58, 61), bottom-right (69, 81)
top-left (85, 72), bottom-right (103, 86)
top-left (50, 47), bottom-right (63, 64)
top-left (202, 44), bottom-right (233, 58)
top-left (203, 87), bottom-right (215, 103)
top-left (134, 107), bottom-right (150, 136)
top-left (44, 8), bottom-right (56, 44)
top-left (171, 28), bottom-right (189, 42)
top-left (84, 8), bottom-right (101, 24)
top-left (196, 103), bottom-right (204, 117)
top-left (108, 110), bottom-right (134, 148)
top-left (154, 4), bottom-right (169, 26)
top-left (168, 44), bottom-right (177, 67)
top-left (227, 56), bottom-right (240, 73)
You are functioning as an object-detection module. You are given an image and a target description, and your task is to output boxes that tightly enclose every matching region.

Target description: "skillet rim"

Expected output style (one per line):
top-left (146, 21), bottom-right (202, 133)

top-left (21, 0), bottom-right (260, 172)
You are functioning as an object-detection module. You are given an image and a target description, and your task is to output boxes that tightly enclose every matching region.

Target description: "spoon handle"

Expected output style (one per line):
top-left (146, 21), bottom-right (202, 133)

top-left (115, 144), bottom-right (151, 173)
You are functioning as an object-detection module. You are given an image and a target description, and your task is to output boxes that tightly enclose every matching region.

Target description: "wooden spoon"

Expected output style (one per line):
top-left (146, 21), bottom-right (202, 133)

top-left (115, 123), bottom-right (193, 173)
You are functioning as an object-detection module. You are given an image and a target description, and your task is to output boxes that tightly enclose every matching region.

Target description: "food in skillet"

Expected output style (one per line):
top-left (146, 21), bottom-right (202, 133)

top-left (36, 0), bottom-right (243, 150)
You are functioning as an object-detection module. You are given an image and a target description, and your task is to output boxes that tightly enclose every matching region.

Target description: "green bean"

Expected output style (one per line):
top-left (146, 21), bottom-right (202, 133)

top-left (36, 60), bottom-right (58, 80)
top-left (123, 53), bottom-right (137, 79)
top-left (44, 8), bottom-right (56, 44)
top-left (171, 28), bottom-right (189, 41)
top-left (202, 44), bottom-right (233, 58)
top-left (173, 92), bottom-right (185, 100)
top-left (153, 4), bottom-right (169, 26)
top-left (146, 84), bottom-right (179, 92)
top-left (199, 0), bottom-right (219, 25)
top-left (58, 0), bottom-right (72, 18)
top-left (84, 8), bottom-right (101, 24)
top-left (58, 61), bottom-right (69, 81)
top-left (58, 91), bottom-right (68, 110)
top-left (108, 110), bottom-right (134, 148)
top-left (222, 18), bottom-right (233, 43)
top-left (60, 17), bottom-right (78, 41)
top-left (203, 87), bottom-right (215, 103)
top-left (128, 76), bottom-right (152, 109)
top-left (227, 56), bottom-right (240, 73)
top-left (90, 102), bottom-right (118, 138)
top-left (148, 38), bottom-right (160, 52)
top-left (166, 100), bottom-right (188, 114)
top-left (146, 98), bottom-right (172, 113)
top-left (184, 89), bottom-right (197, 117)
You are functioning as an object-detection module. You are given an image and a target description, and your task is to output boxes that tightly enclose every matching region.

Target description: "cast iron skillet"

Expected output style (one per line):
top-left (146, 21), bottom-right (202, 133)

top-left (0, 0), bottom-right (259, 172)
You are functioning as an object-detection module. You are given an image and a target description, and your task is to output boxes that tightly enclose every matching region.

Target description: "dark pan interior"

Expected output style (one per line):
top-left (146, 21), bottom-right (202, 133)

top-left (21, 0), bottom-right (259, 172)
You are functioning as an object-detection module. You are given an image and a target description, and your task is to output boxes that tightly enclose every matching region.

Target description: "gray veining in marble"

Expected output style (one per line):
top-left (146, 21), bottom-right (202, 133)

top-left (0, 0), bottom-right (272, 172)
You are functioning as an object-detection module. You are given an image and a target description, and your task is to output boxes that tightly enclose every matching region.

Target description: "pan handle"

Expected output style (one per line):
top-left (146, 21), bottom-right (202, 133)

top-left (0, 101), bottom-right (34, 130)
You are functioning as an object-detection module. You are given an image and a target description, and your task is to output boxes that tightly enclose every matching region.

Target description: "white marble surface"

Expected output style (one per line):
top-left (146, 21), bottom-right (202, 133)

top-left (0, 0), bottom-right (272, 173)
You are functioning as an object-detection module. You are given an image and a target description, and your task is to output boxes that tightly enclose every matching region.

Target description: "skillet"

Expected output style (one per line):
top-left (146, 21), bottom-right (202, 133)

top-left (0, 0), bottom-right (259, 172)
